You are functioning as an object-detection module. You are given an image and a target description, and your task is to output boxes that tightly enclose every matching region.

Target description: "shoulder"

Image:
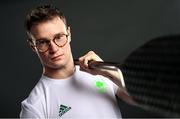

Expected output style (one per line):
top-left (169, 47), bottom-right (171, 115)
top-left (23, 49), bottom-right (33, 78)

top-left (74, 65), bottom-right (96, 78)
top-left (75, 65), bottom-right (116, 89)
top-left (21, 76), bottom-right (49, 109)
top-left (27, 77), bottom-right (47, 103)
top-left (20, 76), bottom-right (47, 118)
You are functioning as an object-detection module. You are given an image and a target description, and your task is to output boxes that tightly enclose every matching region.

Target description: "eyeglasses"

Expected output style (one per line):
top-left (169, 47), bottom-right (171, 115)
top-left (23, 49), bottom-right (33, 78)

top-left (30, 33), bottom-right (69, 52)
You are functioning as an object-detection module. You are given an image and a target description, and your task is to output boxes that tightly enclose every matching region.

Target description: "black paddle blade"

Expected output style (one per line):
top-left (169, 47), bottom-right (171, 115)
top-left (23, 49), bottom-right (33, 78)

top-left (120, 35), bottom-right (180, 117)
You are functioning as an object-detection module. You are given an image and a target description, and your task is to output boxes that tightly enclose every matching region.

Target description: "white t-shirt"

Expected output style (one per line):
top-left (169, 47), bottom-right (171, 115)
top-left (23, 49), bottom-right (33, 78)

top-left (20, 66), bottom-right (122, 119)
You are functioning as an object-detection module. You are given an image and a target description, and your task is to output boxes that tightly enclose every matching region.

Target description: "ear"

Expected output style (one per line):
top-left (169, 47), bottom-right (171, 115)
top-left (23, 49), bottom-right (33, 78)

top-left (27, 32), bottom-right (39, 53)
top-left (27, 39), bottom-right (38, 53)
top-left (67, 26), bottom-right (71, 42)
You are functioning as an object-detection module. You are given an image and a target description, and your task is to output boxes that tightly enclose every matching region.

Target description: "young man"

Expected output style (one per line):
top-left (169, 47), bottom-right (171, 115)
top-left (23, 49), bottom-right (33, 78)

top-left (20, 4), bottom-right (134, 118)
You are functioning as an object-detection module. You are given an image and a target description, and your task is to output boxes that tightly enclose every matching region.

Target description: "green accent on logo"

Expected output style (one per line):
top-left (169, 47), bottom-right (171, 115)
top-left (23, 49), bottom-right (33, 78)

top-left (95, 79), bottom-right (107, 93)
top-left (59, 104), bottom-right (71, 117)
top-left (96, 81), bottom-right (104, 88)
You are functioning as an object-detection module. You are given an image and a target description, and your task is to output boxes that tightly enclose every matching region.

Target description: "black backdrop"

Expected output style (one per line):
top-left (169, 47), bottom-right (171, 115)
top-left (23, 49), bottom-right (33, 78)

top-left (0, 0), bottom-right (180, 117)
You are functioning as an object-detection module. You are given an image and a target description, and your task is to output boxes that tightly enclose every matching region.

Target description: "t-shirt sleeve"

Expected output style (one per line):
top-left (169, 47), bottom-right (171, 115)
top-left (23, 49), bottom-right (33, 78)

top-left (20, 100), bottom-right (44, 118)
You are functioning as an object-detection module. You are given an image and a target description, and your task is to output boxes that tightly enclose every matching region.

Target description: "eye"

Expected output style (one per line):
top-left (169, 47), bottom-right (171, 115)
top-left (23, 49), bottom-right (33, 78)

top-left (36, 40), bottom-right (49, 45)
top-left (55, 34), bottom-right (66, 43)
top-left (56, 34), bottom-right (63, 40)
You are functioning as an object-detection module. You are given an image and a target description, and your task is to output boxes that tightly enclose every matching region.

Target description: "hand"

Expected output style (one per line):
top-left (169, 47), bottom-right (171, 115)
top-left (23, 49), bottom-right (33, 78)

top-left (78, 51), bottom-right (104, 75)
top-left (78, 51), bottom-right (122, 82)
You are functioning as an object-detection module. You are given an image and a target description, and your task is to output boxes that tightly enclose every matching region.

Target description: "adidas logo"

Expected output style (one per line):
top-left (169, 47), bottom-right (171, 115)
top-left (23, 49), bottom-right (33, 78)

top-left (59, 104), bottom-right (71, 117)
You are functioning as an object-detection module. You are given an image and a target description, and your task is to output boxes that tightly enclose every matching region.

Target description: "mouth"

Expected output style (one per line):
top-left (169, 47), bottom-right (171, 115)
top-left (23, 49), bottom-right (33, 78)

top-left (51, 54), bottom-right (64, 61)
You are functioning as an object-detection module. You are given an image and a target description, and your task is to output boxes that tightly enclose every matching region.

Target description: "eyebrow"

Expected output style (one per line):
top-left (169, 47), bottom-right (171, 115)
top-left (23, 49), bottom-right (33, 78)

top-left (36, 33), bottom-right (65, 41)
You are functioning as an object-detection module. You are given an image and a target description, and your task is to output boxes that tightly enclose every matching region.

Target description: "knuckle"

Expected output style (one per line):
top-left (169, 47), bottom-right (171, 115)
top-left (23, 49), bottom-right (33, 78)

top-left (88, 50), bottom-right (94, 54)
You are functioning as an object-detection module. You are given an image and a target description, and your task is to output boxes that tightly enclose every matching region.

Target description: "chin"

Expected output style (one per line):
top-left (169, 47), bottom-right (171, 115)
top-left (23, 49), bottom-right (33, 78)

top-left (52, 61), bottom-right (66, 68)
top-left (47, 64), bottom-right (65, 70)
top-left (44, 61), bottom-right (65, 69)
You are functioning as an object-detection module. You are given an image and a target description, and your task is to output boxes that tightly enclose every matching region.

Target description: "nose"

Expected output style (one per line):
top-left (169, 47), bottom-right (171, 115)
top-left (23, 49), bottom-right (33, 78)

top-left (48, 40), bottom-right (59, 54)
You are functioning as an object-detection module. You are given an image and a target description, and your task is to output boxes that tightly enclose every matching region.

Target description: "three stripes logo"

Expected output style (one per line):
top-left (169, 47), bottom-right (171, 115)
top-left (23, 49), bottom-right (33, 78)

top-left (59, 104), bottom-right (71, 117)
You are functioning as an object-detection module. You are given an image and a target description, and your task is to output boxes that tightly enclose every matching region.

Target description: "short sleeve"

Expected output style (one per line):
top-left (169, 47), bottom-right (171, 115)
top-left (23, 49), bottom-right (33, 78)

top-left (20, 100), bottom-right (44, 118)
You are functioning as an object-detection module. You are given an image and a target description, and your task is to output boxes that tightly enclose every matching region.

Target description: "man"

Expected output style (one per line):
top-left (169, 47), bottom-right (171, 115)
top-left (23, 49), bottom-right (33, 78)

top-left (20, 4), bottom-right (135, 118)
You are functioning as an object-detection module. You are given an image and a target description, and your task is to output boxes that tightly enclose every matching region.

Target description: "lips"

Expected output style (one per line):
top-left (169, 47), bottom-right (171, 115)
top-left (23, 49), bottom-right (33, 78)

top-left (51, 54), bottom-right (64, 61)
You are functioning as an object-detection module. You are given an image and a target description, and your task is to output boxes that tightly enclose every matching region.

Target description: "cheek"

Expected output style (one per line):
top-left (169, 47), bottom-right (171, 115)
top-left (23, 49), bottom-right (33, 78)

top-left (38, 52), bottom-right (49, 62)
top-left (64, 44), bottom-right (72, 55)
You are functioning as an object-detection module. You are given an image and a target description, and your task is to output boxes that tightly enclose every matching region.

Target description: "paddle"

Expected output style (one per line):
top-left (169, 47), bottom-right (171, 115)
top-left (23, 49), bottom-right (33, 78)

top-left (121, 35), bottom-right (180, 117)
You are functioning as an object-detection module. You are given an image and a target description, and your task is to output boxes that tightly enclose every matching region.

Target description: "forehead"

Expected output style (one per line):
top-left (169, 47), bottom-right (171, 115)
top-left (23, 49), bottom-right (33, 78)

top-left (30, 17), bottom-right (67, 39)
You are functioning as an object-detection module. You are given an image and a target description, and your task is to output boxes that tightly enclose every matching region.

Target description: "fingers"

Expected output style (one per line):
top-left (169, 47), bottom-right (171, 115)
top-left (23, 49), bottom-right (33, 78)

top-left (78, 51), bottom-right (103, 73)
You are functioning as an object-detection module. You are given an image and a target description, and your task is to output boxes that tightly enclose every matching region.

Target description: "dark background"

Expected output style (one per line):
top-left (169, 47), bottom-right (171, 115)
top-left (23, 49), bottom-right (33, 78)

top-left (0, 0), bottom-right (180, 117)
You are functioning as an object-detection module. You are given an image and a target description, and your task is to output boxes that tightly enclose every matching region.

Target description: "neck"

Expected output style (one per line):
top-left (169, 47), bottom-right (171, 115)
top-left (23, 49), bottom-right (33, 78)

top-left (43, 58), bottom-right (75, 79)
